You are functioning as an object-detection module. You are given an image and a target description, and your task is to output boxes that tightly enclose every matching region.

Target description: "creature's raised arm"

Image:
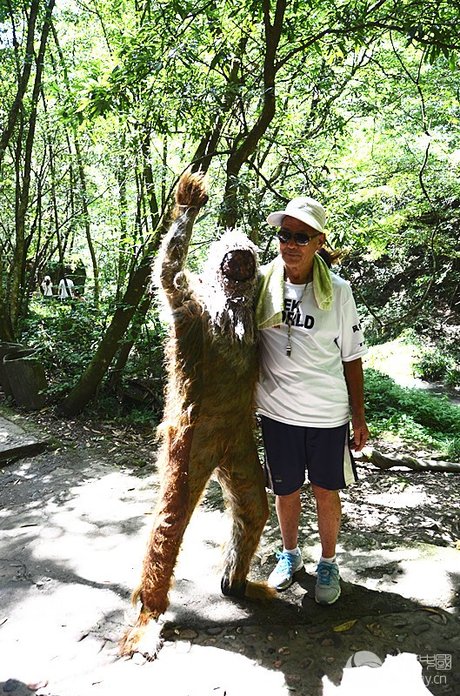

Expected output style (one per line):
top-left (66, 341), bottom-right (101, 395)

top-left (157, 172), bottom-right (208, 309)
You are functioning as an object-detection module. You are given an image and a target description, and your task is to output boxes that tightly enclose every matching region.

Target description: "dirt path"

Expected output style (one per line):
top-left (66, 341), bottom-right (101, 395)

top-left (0, 407), bottom-right (459, 695)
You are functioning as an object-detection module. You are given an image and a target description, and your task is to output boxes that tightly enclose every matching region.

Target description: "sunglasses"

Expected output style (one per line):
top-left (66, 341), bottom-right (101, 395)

top-left (276, 228), bottom-right (322, 246)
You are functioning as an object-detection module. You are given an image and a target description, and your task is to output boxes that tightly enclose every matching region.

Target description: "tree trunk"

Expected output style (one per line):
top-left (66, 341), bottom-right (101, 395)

top-left (219, 0), bottom-right (286, 229)
top-left (61, 246), bottom-right (160, 416)
top-left (51, 22), bottom-right (99, 304)
top-left (0, 253), bottom-right (14, 341)
top-left (116, 148), bottom-right (129, 301)
top-left (8, 0), bottom-right (56, 335)
top-left (106, 293), bottom-right (153, 391)
top-left (75, 136), bottom-right (100, 305)
top-left (0, 0), bottom-right (41, 339)
top-left (0, 0), bottom-right (40, 170)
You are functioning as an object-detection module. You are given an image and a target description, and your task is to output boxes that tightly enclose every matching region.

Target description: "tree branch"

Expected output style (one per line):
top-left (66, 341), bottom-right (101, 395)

top-left (357, 447), bottom-right (460, 473)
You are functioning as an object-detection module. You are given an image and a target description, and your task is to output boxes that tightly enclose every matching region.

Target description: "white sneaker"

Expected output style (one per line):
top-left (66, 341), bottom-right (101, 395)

top-left (268, 551), bottom-right (303, 591)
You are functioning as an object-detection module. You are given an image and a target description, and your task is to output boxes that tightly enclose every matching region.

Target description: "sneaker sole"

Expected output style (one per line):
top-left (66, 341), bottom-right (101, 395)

top-left (315, 586), bottom-right (341, 605)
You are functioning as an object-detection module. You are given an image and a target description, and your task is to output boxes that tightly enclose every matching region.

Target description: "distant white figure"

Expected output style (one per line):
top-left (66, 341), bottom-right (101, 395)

top-left (58, 276), bottom-right (75, 299)
top-left (40, 275), bottom-right (53, 297)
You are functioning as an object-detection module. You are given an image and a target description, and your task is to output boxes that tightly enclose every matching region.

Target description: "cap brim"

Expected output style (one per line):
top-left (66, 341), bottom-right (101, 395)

top-left (266, 210), bottom-right (323, 233)
top-left (266, 211), bottom-right (286, 227)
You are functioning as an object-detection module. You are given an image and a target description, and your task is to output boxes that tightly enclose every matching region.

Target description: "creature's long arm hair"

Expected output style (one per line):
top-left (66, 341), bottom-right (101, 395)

top-left (156, 172), bottom-right (208, 310)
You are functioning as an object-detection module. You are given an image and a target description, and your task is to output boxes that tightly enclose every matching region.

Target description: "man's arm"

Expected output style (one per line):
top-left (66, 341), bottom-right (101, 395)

top-left (343, 357), bottom-right (369, 451)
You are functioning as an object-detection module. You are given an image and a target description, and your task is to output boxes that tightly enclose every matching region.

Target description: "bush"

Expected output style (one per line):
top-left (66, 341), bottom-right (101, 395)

top-left (20, 299), bottom-right (106, 398)
top-left (365, 368), bottom-right (460, 432)
top-left (365, 368), bottom-right (460, 460)
top-left (18, 298), bottom-right (167, 414)
top-left (413, 348), bottom-right (460, 387)
top-left (447, 437), bottom-right (460, 461)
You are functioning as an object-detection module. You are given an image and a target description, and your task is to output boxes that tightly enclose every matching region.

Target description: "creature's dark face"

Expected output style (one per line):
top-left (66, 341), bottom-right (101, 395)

top-left (220, 250), bottom-right (256, 283)
top-left (202, 236), bottom-right (258, 342)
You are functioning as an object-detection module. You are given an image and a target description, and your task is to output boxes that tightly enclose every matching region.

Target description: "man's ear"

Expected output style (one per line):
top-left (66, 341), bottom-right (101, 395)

top-left (317, 233), bottom-right (326, 247)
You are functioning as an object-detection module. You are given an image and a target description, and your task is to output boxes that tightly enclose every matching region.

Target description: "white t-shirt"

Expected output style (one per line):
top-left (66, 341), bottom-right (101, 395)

top-left (256, 273), bottom-right (367, 428)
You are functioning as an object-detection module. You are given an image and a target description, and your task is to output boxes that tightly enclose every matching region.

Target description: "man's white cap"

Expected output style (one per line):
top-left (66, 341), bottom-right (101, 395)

top-left (267, 196), bottom-right (326, 233)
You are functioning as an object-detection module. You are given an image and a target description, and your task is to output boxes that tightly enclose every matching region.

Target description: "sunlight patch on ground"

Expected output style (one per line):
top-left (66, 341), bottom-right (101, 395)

top-left (98, 644), bottom-right (289, 696)
top-left (364, 486), bottom-right (434, 509)
top-left (27, 470), bottom-right (156, 586)
top-left (339, 544), bottom-right (459, 610)
top-left (151, 643), bottom-right (289, 696)
top-left (364, 337), bottom-right (424, 388)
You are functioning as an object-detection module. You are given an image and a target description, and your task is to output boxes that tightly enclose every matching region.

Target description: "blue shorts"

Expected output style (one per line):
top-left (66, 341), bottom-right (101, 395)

top-left (260, 415), bottom-right (357, 495)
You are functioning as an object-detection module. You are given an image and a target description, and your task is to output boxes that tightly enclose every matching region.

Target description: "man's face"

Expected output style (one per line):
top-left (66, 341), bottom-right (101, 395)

top-left (278, 215), bottom-right (324, 279)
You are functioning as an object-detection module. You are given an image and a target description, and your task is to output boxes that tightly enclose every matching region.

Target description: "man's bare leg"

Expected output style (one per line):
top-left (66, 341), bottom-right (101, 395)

top-left (275, 489), bottom-right (301, 550)
top-left (311, 484), bottom-right (341, 557)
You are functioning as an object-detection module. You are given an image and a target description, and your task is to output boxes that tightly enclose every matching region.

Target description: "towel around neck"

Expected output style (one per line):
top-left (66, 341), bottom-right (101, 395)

top-left (256, 253), bottom-right (333, 329)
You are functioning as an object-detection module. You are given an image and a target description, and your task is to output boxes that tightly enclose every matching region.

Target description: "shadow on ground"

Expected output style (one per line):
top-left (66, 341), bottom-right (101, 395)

top-left (146, 567), bottom-right (459, 695)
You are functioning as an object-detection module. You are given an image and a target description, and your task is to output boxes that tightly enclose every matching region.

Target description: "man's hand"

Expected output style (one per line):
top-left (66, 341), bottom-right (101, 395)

top-left (343, 358), bottom-right (369, 452)
top-left (350, 415), bottom-right (369, 452)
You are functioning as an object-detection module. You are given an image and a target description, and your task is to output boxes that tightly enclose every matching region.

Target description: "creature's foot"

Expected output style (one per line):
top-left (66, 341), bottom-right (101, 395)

top-left (245, 579), bottom-right (277, 602)
top-left (221, 576), bottom-right (247, 599)
top-left (221, 577), bottom-right (276, 602)
top-left (119, 611), bottom-right (164, 661)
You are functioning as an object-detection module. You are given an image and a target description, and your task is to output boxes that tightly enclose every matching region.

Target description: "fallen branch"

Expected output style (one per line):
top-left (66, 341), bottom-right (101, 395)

top-left (356, 448), bottom-right (460, 473)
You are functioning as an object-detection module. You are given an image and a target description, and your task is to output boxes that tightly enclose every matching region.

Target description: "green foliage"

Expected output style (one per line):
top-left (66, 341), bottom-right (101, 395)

top-left (413, 347), bottom-right (460, 387)
top-left (19, 298), bottom-right (167, 413)
top-left (365, 368), bottom-right (460, 461)
top-left (447, 437), bottom-right (460, 461)
top-left (20, 299), bottom-right (109, 398)
top-left (365, 368), bottom-right (459, 433)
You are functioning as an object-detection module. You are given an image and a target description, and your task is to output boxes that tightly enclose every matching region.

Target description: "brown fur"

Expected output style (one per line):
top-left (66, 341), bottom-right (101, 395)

top-left (120, 173), bottom-right (272, 658)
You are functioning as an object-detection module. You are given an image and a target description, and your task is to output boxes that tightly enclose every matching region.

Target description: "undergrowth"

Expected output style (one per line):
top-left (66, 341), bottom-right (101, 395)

top-left (365, 368), bottom-right (460, 461)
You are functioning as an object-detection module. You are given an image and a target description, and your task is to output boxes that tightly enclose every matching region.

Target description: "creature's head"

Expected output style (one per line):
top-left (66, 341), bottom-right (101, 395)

top-left (200, 229), bottom-right (259, 343)
top-left (202, 229), bottom-right (259, 295)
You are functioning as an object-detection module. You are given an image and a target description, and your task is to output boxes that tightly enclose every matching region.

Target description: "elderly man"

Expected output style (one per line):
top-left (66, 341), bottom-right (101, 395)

top-left (256, 196), bottom-right (369, 604)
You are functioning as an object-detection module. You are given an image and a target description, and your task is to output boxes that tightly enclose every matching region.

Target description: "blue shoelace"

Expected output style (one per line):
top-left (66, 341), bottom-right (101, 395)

top-left (317, 561), bottom-right (339, 585)
top-left (276, 551), bottom-right (298, 573)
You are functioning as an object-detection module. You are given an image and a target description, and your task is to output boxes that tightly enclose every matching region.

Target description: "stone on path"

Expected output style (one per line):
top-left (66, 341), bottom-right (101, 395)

top-left (0, 414), bottom-right (50, 462)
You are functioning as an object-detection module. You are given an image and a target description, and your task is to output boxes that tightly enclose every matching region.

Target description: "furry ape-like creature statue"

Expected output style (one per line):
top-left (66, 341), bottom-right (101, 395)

top-left (120, 172), bottom-right (273, 659)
